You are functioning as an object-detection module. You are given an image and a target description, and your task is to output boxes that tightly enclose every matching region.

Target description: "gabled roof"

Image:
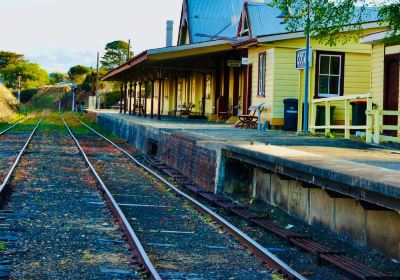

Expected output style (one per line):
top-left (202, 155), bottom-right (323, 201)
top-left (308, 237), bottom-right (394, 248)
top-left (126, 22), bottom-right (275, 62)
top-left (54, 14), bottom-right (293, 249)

top-left (238, 2), bottom-right (381, 39)
top-left (178, 0), bottom-right (247, 45)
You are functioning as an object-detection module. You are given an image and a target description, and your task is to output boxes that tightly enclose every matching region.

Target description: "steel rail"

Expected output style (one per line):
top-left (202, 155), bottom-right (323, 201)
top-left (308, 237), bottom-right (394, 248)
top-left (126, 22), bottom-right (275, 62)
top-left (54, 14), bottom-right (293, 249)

top-left (0, 116), bottom-right (44, 193)
top-left (61, 114), bottom-right (161, 280)
top-left (73, 115), bottom-right (308, 280)
top-left (0, 118), bottom-right (26, 137)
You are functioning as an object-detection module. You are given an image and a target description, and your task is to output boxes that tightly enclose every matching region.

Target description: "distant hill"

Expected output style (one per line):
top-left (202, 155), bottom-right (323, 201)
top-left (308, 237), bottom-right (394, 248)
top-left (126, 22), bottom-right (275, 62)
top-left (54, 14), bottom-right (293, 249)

top-left (27, 85), bottom-right (73, 110)
top-left (0, 84), bottom-right (19, 121)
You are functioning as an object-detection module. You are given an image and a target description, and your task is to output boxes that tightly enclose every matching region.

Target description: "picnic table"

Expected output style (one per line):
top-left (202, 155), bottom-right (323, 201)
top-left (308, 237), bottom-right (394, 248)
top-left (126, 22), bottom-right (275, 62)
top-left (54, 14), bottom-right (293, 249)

top-left (235, 103), bottom-right (265, 129)
top-left (178, 104), bottom-right (195, 117)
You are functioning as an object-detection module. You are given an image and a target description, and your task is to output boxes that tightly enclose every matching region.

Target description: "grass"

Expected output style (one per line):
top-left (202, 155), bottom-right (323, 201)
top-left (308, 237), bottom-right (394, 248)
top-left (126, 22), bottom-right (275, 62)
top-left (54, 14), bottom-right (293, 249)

top-left (0, 84), bottom-right (20, 122)
top-left (64, 112), bottom-right (120, 141)
top-left (82, 250), bottom-right (93, 260)
top-left (272, 273), bottom-right (285, 280)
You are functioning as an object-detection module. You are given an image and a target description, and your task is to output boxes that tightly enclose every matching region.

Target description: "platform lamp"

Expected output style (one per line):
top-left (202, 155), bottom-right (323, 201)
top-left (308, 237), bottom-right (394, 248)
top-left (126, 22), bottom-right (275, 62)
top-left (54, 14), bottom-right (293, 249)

top-left (16, 73), bottom-right (22, 103)
top-left (278, 1), bottom-right (311, 132)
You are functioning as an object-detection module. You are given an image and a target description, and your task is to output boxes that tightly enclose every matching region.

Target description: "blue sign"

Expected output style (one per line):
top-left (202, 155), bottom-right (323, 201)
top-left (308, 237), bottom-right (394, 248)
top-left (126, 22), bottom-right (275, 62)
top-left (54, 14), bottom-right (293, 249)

top-left (296, 48), bottom-right (312, 69)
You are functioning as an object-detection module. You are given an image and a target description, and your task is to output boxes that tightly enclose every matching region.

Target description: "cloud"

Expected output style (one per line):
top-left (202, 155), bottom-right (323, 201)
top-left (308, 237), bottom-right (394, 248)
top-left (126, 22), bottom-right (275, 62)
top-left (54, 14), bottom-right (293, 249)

top-left (0, 0), bottom-right (182, 74)
top-left (26, 49), bottom-right (97, 73)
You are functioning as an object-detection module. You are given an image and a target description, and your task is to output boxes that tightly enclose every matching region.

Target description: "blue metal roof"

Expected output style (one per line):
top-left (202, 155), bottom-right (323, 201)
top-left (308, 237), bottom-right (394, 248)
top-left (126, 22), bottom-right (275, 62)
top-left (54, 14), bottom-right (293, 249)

top-left (187, 0), bottom-right (246, 43)
top-left (245, 2), bottom-right (380, 38)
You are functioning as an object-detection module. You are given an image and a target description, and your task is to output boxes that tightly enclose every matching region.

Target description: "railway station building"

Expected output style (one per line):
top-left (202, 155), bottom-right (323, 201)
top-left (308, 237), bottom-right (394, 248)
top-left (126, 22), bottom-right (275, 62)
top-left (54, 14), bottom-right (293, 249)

top-left (102, 0), bottom-right (393, 137)
top-left (97, 0), bottom-right (400, 261)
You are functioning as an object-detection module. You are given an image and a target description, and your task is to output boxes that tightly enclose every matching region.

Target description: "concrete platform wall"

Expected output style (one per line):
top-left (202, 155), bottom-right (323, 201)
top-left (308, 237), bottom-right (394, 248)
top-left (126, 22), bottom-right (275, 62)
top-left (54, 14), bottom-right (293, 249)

top-left (96, 114), bottom-right (217, 191)
top-left (91, 112), bottom-right (400, 259)
top-left (251, 168), bottom-right (400, 259)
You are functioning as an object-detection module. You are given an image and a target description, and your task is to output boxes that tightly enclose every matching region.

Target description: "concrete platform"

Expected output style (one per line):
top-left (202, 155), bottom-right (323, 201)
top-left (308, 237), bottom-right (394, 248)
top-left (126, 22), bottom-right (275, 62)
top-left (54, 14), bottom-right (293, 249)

top-left (89, 110), bottom-right (400, 203)
top-left (88, 109), bottom-right (400, 258)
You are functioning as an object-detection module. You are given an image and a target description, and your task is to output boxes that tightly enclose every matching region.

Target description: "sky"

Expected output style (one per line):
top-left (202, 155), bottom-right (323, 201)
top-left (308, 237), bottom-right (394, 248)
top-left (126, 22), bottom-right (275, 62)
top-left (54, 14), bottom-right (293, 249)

top-left (0, 0), bottom-right (182, 73)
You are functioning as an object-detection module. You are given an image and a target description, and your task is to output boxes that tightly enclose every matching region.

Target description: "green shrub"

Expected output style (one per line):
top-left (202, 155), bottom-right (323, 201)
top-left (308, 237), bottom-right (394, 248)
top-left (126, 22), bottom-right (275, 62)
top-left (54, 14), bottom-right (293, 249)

top-left (103, 91), bottom-right (120, 108)
top-left (19, 88), bottom-right (38, 103)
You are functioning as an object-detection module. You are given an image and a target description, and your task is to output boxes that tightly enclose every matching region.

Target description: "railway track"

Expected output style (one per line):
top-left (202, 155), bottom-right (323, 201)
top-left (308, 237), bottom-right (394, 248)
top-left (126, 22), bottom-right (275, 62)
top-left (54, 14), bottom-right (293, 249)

top-left (145, 156), bottom-right (399, 280)
top-left (0, 112), bottom-right (396, 279)
top-left (70, 114), bottom-right (400, 280)
top-left (0, 115), bottom-right (142, 279)
top-left (0, 116), bottom-right (43, 191)
top-left (0, 116), bottom-right (43, 278)
top-left (64, 114), bottom-right (308, 280)
top-left (0, 118), bottom-right (24, 137)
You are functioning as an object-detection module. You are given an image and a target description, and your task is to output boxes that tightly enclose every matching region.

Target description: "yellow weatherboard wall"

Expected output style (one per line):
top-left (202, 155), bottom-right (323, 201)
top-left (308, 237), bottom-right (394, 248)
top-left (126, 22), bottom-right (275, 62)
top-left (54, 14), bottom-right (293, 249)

top-left (371, 43), bottom-right (385, 109)
top-left (246, 28), bottom-right (383, 127)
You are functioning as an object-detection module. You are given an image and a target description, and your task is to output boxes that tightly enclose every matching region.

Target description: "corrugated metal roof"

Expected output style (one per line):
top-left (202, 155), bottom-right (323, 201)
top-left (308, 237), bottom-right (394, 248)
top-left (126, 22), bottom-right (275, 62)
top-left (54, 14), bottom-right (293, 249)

top-left (246, 3), bottom-right (286, 37)
top-left (246, 2), bottom-right (380, 38)
top-left (187, 0), bottom-right (246, 43)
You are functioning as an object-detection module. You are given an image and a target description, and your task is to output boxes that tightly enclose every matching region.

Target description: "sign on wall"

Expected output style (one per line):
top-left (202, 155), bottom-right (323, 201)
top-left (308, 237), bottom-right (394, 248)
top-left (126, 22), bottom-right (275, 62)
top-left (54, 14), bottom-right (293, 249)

top-left (241, 57), bottom-right (249, 65)
top-left (227, 60), bottom-right (242, 68)
top-left (296, 48), bottom-right (313, 69)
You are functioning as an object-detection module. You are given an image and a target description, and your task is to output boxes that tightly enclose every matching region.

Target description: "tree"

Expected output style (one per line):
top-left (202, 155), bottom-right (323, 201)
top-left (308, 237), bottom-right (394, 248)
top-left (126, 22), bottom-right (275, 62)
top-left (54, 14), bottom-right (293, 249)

top-left (67, 65), bottom-right (91, 85)
top-left (101, 40), bottom-right (133, 70)
top-left (49, 72), bottom-right (68, 84)
top-left (378, 1), bottom-right (400, 44)
top-left (269, 0), bottom-right (371, 46)
top-left (1, 61), bottom-right (49, 88)
top-left (81, 67), bottom-right (109, 92)
top-left (0, 51), bottom-right (25, 69)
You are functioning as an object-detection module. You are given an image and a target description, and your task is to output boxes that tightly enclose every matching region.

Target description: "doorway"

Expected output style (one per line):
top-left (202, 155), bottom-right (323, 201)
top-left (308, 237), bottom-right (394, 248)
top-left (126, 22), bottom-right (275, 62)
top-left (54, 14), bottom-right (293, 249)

top-left (384, 54), bottom-right (400, 135)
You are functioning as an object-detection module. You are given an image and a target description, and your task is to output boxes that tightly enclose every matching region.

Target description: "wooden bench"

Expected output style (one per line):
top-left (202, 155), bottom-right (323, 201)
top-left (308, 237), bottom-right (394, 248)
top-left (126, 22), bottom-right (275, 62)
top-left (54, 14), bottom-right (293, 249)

top-left (235, 103), bottom-right (265, 129)
top-left (178, 103), bottom-right (195, 117)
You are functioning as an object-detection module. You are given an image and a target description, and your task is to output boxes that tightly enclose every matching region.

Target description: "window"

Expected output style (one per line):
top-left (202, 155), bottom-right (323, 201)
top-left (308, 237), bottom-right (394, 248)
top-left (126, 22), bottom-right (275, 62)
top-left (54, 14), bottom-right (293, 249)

top-left (258, 52), bottom-right (266, 96)
top-left (316, 53), bottom-right (344, 97)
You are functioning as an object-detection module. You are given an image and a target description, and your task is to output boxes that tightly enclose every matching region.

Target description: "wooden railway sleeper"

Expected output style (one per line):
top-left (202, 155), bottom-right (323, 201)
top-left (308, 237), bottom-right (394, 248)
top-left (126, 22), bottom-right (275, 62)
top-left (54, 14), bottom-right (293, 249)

top-left (145, 155), bottom-right (397, 280)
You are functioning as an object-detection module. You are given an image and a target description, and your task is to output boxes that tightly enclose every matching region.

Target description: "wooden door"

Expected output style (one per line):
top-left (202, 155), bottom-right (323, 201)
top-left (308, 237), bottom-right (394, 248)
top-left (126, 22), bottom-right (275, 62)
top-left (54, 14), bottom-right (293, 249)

top-left (384, 55), bottom-right (400, 132)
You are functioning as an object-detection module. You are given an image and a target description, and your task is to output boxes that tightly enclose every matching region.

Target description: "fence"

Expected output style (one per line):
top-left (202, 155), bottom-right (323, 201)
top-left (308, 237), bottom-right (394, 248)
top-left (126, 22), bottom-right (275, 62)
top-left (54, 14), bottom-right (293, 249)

top-left (309, 93), bottom-right (400, 144)
top-left (367, 110), bottom-right (400, 144)
top-left (310, 93), bottom-right (372, 139)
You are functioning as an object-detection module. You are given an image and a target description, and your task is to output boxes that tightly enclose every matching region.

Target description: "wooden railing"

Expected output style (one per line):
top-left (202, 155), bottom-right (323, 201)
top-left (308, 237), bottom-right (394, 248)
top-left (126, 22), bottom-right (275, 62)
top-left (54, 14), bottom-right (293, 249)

top-left (310, 93), bottom-right (372, 139)
top-left (309, 93), bottom-right (400, 144)
top-left (367, 110), bottom-right (400, 144)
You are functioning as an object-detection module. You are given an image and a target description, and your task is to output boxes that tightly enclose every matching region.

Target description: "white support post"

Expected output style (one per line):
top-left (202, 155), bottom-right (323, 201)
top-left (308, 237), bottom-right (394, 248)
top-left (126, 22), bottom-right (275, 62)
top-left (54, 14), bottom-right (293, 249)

top-left (344, 99), bottom-right (351, 139)
top-left (310, 102), bottom-right (316, 134)
top-left (366, 96), bottom-right (373, 143)
top-left (373, 110), bottom-right (380, 144)
top-left (325, 101), bottom-right (331, 135)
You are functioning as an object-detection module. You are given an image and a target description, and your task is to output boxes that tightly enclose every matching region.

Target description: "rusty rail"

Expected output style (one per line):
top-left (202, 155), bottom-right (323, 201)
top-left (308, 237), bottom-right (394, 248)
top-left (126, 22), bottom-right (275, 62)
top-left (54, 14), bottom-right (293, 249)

top-left (61, 114), bottom-right (161, 280)
top-left (0, 118), bottom-right (24, 137)
top-left (0, 116), bottom-right (43, 193)
top-left (146, 157), bottom-right (399, 280)
top-left (73, 115), bottom-right (307, 280)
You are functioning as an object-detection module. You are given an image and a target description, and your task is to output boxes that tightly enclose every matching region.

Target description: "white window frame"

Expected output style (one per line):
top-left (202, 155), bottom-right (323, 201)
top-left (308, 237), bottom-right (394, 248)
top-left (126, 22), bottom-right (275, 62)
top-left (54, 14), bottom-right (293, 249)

top-left (317, 54), bottom-right (342, 98)
top-left (258, 52), bottom-right (266, 96)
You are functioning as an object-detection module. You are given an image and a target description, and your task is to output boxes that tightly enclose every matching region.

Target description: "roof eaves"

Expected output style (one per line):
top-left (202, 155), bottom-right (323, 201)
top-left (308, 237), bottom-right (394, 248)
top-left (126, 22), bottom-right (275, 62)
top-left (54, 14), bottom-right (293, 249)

top-left (101, 40), bottom-right (233, 81)
top-left (232, 37), bottom-right (258, 49)
top-left (256, 21), bottom-right (382, 43)
top-left (101, 50), bottom-right (148, 81)
top-left (360, 30), bottom-right (389, 44)
top-left (245, 2), bottom-right (253, 39)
